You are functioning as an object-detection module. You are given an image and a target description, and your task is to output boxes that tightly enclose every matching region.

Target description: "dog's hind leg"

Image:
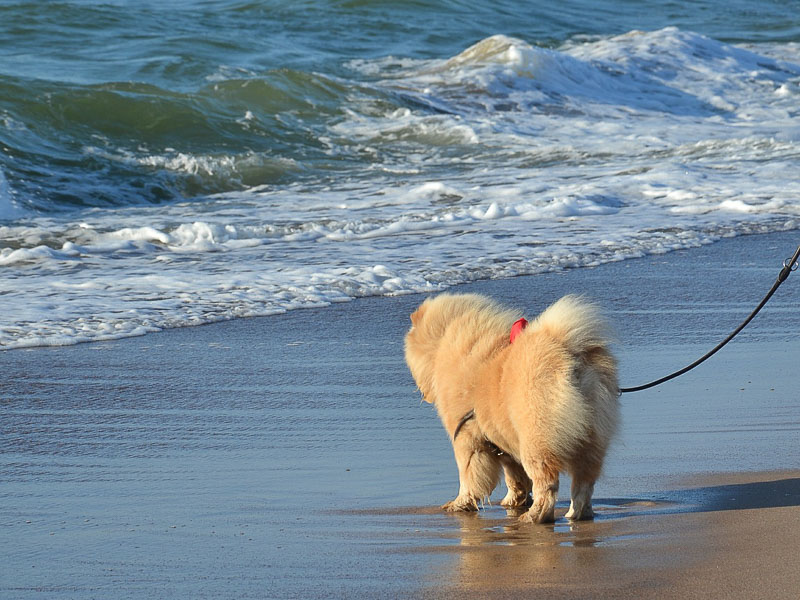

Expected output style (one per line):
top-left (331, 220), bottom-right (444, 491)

top-left (442, 439), bottom-right (501, 512)
top-left (565, 454), bottom-right (603, 521)
top-left (564, 477), bottom-right (595, 521)
top-left (518, 454), bottom-right (560, 524)
top-left (499, 455), bottom-right (532, 508)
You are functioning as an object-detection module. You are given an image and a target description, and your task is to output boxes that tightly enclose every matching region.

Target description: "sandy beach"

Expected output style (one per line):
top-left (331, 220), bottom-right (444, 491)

top-left (2, 230), bottom-right (799, 599)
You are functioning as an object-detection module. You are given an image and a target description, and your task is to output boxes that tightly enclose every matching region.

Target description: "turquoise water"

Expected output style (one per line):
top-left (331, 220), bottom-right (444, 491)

top-left (2, 0), bottom-right (798, 209)
top-left (1, 1), bottom-right (799, 348)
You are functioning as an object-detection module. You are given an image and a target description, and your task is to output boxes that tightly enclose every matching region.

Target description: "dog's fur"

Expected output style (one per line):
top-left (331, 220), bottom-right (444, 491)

top-left (404, 293), bottom-right (619, 523)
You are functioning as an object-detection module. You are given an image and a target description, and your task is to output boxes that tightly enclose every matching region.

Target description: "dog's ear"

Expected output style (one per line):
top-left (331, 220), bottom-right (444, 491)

top-left (410, 305), bottom-right (426, 326)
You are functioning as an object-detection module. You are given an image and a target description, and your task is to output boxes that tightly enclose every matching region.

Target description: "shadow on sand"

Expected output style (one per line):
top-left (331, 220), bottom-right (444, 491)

top-left (662, 476), bottom-right (800, 513)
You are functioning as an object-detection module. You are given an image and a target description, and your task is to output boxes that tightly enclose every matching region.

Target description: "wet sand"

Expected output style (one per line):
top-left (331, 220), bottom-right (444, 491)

top-left (410, 470), bottom-right (800, 599)
top-left (2, 230), bottom-right (800, 598)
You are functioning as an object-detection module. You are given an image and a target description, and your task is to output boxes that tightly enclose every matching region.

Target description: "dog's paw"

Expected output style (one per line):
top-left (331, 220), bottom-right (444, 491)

top-left (519, 501), bottom-right (556, 524)
top-left (442, 497), bottom-right (479, 512)
top-left (500, 490), bottom-right (532, 509)
top-left (518, 511), bottom-right (554, 524)
top-left (564, 504), bottom-right (594, 521)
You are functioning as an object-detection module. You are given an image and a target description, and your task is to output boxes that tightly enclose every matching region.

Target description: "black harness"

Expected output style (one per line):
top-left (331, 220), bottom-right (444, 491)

top-left (452, 409), bottom-right (506, 457)
top-left (452, 409), bottom-right (475, 441)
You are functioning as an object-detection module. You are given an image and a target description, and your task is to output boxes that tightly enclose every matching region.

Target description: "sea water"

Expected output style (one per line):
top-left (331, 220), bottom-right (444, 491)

top-left (1, 0), bottom-right (799, 348)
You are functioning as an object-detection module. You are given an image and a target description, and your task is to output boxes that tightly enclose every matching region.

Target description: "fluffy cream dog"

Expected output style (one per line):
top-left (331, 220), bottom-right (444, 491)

top-left (404, 293), bottom-right (619, 524)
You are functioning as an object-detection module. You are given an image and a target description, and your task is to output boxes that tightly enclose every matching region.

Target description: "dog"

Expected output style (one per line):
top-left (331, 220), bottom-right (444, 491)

top-left (404, 293), bottom-right (619, 523)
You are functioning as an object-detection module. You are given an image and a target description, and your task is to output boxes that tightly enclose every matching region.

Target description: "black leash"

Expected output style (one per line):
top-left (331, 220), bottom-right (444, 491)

top-left (619, 242), bottom-right (800, 394)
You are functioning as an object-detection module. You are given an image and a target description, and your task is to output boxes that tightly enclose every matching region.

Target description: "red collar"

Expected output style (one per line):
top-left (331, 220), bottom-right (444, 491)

top-left (510, 318), bottom-right (528, 343)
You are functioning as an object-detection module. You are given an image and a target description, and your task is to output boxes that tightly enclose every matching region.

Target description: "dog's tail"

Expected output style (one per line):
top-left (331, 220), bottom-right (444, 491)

top-left (531, 295), bottom-right (613, 356)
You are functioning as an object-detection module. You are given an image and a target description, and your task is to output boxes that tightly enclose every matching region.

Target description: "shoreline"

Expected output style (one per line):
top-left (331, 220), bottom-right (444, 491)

top-left (2, 226), bottom-right (797, 354)
top-left (2, 229), bottom-right (799, 599)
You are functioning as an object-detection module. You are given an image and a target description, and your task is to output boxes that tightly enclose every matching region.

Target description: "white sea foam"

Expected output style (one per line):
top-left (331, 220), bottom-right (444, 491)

top-left (2, 28), bottom-right (799, 349)
top-left (83, 146), bottom-right (299, 188)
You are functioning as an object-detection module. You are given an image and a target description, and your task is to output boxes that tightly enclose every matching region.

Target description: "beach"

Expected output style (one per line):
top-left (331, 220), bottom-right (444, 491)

top-left (2, 230), bottom-right (799, 599)
top-left (2, 1), bottom-right (800, 596)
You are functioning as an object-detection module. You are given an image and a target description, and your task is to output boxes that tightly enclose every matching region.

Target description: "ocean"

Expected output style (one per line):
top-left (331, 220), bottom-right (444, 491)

top-left (1, 0), bottom-right (799, 349)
